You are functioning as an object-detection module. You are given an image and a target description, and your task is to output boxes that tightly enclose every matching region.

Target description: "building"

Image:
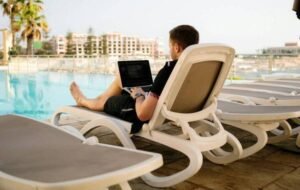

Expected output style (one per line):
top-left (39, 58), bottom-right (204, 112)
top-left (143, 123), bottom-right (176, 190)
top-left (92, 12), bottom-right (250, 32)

top-left (84, 35), bottom-right (102, 57)
top-left (69, 33), bottom-right (87, 57)
top-left (51, 32), bottom-right (165, 58)
top-left (101, 33), bottom-right (125, 57)
top-left (261, 41), bottom-right (300, 56)
top-left (50, 35), bottom-right (67, 55)
top-left (101, 33), bottom-right (163, 58)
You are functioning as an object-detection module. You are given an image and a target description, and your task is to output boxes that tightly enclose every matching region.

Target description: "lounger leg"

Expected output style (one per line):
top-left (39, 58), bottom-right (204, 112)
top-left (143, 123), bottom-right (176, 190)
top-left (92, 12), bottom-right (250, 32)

top-left (291, 124), bottom-right (300, 135)
top-left (203, 131), bottom-right (243, 164)
top-left (139, 130), bottom-right (203, 188)
top-left (286, 118), bottom-right (300, 135)
top-left (189, 118), bottom-right (243, 164)
top-left (218, 120), bottom-right (272, 159)
top-left (268, 120), bottom-right (293, 143)
top-left (296, 134), bottom-right (300, 148)
top-left (119, 182), bottom-right (132, 190)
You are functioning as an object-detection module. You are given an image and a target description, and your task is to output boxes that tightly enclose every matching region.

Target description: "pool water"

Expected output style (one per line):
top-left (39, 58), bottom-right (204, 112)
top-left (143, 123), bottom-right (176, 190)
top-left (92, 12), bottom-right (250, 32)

top-left (2, 69), bottom-right (298, 121)
top-left (0, 70), bottom-right (113, 120)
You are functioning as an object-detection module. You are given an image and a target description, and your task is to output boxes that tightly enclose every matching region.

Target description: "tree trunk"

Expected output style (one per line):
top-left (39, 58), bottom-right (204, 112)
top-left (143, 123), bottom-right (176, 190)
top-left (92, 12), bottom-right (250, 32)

top-left (10, 14), bottom-right (16, 49)
top-left (27, 37), bottom-right (34, 55)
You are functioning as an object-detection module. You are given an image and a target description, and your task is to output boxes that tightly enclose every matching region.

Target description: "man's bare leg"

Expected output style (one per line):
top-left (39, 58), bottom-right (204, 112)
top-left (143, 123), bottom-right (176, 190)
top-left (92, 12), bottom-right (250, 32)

top-left (70, 74), bottom-right (123, 111)
top-left (70, 82), bottom-right (86, 106)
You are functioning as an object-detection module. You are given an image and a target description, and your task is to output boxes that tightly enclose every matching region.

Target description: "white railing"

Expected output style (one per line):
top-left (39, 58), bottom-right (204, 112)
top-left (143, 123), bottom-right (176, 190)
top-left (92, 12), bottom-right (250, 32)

top-left (8, 55), bottom-right (167, 75)
top-left (7, 54), bottom-right (300, 80)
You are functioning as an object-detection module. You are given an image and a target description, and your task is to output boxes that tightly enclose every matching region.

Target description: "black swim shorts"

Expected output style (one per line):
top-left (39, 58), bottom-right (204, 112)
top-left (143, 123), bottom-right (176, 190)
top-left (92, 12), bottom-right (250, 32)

top-left (103, 93), bottom-right (145, 133)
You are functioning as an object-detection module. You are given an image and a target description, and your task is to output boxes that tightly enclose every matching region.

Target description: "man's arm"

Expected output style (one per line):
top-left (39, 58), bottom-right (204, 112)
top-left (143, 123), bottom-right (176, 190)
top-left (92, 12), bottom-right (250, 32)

top-left (131, 87), bottom-right (158, 121)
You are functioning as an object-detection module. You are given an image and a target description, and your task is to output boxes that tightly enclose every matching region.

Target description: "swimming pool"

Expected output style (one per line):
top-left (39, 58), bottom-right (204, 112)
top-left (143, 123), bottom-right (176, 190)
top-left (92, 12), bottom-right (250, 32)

top-left (0, 70), bottom-right (113, 120)
top-left (2, 68), bottom-right (298, 121)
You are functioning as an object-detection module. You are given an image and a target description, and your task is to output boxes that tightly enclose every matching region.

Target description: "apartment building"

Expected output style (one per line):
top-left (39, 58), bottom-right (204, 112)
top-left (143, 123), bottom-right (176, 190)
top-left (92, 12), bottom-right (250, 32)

top-left (52, 33), bottom-right (164, 58)
top-left (102, 33), bottom-right (124, 56)
top-left (50, 35), bottom-right (67, 55)
top-left (262, 41), bottom-right (300, 56)
top-left (69, 33), bottom-right (87, 57)
top-left (84, 35), bottom-right (102, 56)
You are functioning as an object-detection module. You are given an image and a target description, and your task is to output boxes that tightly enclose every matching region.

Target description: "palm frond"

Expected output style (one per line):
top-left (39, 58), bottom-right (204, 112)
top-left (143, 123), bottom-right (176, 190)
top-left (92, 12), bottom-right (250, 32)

top-left (34, 30), bottom-right (41, 39)
top-left (12, 21), bottom-right (21, 32)
top-left (35, 0), bottom-right (43, 4)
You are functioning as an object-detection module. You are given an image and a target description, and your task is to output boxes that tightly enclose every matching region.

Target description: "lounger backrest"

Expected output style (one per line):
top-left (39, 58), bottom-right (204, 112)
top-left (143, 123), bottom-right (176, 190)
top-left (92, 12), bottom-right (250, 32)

top-left (149, 44), bottom-right (235, 128)
top-left (170, 60), bottom-right (222, 113)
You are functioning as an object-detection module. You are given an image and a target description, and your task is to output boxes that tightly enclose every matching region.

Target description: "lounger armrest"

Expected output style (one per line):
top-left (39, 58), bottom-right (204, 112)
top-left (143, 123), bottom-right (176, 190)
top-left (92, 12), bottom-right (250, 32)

top-left (159, 99), bottom-right (227, 150)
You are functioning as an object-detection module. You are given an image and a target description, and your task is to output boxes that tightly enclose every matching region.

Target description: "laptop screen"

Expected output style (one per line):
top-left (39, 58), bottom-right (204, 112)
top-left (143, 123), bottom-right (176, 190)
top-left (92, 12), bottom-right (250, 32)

top-left (118, 60), bottom-right (153, 88)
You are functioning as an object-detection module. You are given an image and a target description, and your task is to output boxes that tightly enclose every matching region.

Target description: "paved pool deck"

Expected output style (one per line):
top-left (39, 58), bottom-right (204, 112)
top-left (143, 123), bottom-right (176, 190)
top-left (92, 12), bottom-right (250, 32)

top-left (55, 116), bottom-right (300, 190)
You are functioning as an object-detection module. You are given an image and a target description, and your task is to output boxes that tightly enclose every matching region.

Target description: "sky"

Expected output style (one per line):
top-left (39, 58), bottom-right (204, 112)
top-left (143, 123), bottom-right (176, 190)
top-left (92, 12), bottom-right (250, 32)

top-left (1, 0), bottom-right (299, 54)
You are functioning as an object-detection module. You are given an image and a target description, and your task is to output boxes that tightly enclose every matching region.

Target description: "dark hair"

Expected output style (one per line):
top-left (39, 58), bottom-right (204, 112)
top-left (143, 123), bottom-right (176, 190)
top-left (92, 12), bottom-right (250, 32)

top-left (169, 25), bottom-right (199, 50)
top-left (293, 0), bottom-right (300, 19)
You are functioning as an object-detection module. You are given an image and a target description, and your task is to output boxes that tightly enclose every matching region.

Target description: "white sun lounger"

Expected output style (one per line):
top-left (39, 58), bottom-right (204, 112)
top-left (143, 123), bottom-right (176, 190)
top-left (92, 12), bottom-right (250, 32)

top-left (52, 44), bottom-right (241, 187)
top-left (221, 88), bottom-right (300, 106)
top-left (276, 78), bottom-right (300, 82)
top-left (221, 88), bottom-right (300, 147)
top-left (261, 73), bottom-right (300, 81)
top-left (258, 80), bottom-right (300, 88)
top-left (217, 100), bottom-right (300, 154)
top-left (226, 83), bottom-right (300, 96)
top-left (0, 114), bottom-right (162, 190)
top-left (224, 79), bottom-right (300, 147)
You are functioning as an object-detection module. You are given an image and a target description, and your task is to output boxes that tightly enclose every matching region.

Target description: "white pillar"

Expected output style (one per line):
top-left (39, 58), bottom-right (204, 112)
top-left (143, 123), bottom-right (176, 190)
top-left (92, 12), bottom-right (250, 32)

top-left (1, 29), bottom-right (12, 65)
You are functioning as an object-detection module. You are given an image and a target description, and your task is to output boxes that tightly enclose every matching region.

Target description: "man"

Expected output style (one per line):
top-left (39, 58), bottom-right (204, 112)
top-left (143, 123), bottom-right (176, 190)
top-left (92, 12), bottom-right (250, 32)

top-left (70, 25), bottom-right (199, 133)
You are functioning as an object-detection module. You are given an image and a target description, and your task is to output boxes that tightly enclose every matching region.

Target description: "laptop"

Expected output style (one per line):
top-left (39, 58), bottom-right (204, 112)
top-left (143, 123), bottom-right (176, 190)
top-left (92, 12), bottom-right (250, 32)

top-left (118, 60), bottom-right (153, 93)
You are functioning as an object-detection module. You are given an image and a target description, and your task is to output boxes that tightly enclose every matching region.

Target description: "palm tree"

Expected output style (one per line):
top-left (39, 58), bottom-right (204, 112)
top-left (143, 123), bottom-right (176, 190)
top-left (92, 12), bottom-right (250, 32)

top-left (66, 31), bottom-right (75, 56)
top-left (20, 0), bottom-right (48, 55)
top-left (0, 0), bottom-right (24, 49)
top-left (85, 27), bottom-right (95, 56)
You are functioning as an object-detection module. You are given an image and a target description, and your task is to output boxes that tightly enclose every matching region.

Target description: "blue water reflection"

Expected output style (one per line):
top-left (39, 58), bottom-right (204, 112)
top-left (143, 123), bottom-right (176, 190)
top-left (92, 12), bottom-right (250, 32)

top-left (0, 70), bottom-right (113, 120)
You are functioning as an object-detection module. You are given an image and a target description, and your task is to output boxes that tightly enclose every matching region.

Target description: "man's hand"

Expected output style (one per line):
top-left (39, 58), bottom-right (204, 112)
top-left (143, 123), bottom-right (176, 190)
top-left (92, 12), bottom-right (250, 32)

top-left (130, 87), bottom-right (145, 99)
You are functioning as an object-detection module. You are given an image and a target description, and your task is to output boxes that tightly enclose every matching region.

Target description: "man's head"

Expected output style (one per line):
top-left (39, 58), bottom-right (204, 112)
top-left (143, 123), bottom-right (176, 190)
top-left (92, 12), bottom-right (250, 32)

top-left (169, 25), bottom-right (199, 60)
top-left (293, 0), bottom-right (300, 19)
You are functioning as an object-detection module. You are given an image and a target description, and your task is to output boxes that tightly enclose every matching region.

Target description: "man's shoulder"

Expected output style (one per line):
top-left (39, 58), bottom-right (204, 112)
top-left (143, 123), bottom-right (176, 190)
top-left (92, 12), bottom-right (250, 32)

top-left (161, 60), bottom-right (177, 71)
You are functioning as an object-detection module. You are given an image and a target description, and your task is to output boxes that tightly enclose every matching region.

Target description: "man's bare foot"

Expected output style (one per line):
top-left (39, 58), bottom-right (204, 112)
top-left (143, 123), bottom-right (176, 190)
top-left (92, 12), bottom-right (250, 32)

top-left (70, 82), bottom-right (85, 106)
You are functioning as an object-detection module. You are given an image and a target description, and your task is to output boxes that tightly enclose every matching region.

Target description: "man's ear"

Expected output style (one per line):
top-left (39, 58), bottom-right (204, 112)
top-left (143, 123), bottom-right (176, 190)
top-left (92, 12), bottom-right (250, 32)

top-left (175, 43), bottom-right (183, 53)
